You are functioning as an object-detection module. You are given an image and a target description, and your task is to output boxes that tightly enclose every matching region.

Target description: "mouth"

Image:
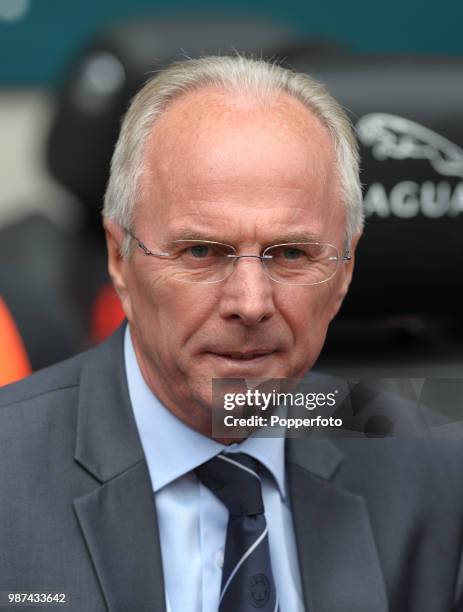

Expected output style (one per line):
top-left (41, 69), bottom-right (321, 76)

top-left (207, 350), bottom-right (275, 362)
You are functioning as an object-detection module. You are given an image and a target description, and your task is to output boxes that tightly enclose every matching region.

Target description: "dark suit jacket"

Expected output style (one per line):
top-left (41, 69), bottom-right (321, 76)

top-left (1, 326), bottom-right (463, 611)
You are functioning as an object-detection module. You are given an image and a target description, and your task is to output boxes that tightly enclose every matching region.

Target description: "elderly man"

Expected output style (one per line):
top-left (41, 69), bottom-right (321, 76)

top-left (1, 56), bottom-right (463, 612)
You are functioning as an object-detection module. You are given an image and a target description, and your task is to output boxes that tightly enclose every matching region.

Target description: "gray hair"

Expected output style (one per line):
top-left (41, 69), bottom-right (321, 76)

top-left (103, 55), bottom-right (363, 255)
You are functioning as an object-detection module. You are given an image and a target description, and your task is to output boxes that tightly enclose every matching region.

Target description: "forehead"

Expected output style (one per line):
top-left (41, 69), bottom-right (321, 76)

top-left (137, 86), bottom-right (343, 240)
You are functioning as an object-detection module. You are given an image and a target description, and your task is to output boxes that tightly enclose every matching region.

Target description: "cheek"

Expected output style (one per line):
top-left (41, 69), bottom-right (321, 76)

top-left (128, 273), bottom-right (218, 346)
top-left (277, 284), bottom-right (338, 344)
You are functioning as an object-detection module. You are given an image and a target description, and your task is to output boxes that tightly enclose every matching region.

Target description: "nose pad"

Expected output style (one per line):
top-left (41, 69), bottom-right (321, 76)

top-left (227, 255), bottom-right (270, 283)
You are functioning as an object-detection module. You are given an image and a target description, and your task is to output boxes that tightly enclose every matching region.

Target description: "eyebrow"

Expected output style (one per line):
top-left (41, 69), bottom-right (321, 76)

top-left (268, 232), bottom-right (322, 244)
top-left (169, 231), bottom-right (223, 242)
top-left (168, 230), bottom-right (323, 244)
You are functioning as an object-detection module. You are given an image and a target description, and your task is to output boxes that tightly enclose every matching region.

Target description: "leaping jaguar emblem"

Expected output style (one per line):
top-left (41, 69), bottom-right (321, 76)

top-left (356, 113), bottom-right (463, 179)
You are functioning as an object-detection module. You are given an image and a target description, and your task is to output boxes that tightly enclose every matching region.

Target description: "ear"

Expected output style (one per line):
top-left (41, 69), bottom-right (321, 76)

top-left (103, 219), bottom-right (133, 321)
top-left (329, 232), bottom-right (362, 321)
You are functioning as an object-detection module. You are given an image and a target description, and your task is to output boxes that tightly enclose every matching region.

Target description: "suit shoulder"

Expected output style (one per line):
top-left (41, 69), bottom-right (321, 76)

top-left (0, 325), bottom-right (126, 413)
top-left (335, 438), bottom-right (463, 494)
top-left (0, 349), bottom-right (89, 410)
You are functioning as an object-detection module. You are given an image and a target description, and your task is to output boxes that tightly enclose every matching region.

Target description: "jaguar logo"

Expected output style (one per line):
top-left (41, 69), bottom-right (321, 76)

top-left (356, 113), bottom-right (463, 178)
top-left (355, 113), bottom-right (463, 218)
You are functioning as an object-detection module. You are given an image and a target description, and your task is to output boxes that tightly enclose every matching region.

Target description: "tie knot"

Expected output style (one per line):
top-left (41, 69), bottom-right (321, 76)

top-left (195, 453), bottom-right (264, 516)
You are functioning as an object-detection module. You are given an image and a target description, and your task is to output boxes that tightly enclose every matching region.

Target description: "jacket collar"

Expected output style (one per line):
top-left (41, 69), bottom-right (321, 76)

top-left (286, 437), bottom-right (388, 612)
top-left (75, 324), bottom-right (144, 482)
top-left (73, 324), bottom-right (167, 612)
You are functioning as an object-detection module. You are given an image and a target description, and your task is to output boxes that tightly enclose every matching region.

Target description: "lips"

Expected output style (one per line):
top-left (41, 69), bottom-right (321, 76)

top-left (208, 350), bottom-right (274, 361)
top-left (220, 352), bottom-right (269, 360)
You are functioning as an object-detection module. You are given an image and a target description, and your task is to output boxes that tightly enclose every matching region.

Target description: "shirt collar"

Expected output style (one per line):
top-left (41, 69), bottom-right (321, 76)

top-left (124, 326), bottom-right (286, 498)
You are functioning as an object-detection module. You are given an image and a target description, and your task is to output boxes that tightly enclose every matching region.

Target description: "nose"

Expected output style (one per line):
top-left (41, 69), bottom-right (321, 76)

top-left (218, 256), bottom-right (276, 326)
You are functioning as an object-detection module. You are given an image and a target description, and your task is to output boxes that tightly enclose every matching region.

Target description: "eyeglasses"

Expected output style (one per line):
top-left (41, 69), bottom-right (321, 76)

top-left (128, 232), bottom-right (351, 286)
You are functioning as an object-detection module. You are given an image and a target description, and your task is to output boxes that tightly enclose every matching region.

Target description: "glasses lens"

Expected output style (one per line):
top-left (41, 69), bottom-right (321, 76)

top-left (264, 243), bottom-right (339, 285)
top-left (170, 241), bottom-right (235, 283)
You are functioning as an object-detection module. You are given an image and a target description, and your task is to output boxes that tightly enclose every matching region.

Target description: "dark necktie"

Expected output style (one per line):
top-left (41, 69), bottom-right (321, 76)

top-left (195, 453), bottom-right (279, 612)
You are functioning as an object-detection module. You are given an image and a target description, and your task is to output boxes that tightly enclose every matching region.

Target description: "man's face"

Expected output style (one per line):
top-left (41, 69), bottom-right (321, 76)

top-left (106, 87), bottom-right (356, 435)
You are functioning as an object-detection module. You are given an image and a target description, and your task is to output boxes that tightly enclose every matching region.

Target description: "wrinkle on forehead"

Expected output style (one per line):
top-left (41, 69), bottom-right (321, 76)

top-left (139, 87), bottom-right (338, 207)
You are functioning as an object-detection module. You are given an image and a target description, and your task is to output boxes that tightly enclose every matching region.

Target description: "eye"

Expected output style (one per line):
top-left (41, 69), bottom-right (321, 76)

top-left (189, 244), bottom-right (210, 258)
top-left (176, 242), bottom-right (233, 262)
top-left (281, 247), bottom-right (304, 260)
top-left (269, 246), bottom-right (309, 262)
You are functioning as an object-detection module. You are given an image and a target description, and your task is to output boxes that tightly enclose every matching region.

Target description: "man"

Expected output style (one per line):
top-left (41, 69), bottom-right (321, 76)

top-left (1, 56), bottom-right (463, 612)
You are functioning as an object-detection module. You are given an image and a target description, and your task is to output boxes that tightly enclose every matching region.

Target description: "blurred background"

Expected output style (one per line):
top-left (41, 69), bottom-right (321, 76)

top-left (1, 0), bottom-right (463, 384)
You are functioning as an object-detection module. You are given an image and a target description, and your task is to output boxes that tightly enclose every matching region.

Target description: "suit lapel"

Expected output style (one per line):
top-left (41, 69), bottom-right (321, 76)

top-left (73, 326), bottom-right (167, 612)
top-left (287, 438), bottom-right (388, 612)
top-left (73, 461), bottom-right (166, 612)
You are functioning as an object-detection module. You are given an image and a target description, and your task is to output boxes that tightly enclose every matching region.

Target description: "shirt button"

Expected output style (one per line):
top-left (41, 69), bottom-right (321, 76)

top-left (215, 550), bottom-right (224, 569)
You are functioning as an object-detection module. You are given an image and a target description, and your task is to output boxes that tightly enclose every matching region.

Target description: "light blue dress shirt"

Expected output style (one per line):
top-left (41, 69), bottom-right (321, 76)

top-left (124, 327), bottom-right (305, 612)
